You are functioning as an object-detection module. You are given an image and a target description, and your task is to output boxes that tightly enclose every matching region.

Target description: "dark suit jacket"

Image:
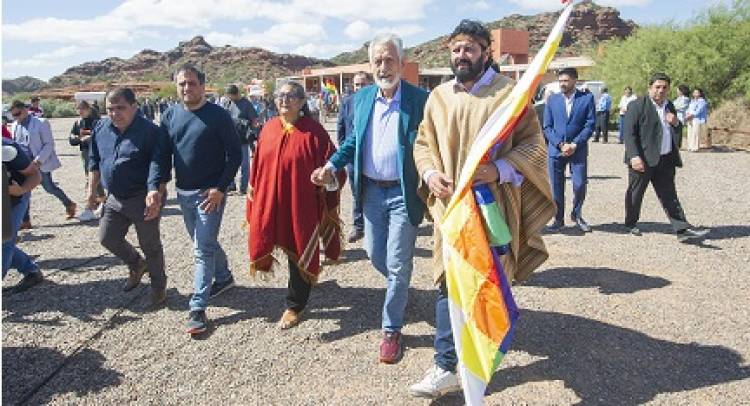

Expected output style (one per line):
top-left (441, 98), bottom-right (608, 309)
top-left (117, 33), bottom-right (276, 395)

top-left (336, 94), bottom-right (355, 145)
top-left (329, 80), bottom-right (429, 226)
top-left (623, 96), bottom-right (682, 168)
top-left (543, 90), bottom-right (596, 158)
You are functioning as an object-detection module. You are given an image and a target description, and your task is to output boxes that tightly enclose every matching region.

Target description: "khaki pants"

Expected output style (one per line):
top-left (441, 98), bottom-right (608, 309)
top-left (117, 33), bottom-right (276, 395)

top-left (687, 121), bottom-right (707, 151)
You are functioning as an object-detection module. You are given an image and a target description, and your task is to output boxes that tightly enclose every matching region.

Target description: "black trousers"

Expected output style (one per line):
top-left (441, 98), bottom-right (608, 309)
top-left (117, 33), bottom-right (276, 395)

top-left (286, 257), bottom-right (311, 312)
top-left (624, 154), bottom-right (690, 232)
top-left (594, 111), bottom-right (610, 142)
top-left (99, 193), bottom-right (167, 290)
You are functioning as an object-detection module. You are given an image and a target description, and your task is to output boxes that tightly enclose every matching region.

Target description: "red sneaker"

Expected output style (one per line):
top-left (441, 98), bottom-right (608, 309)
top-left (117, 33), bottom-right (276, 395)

top-left (379, 331), bottom-right (403, 364)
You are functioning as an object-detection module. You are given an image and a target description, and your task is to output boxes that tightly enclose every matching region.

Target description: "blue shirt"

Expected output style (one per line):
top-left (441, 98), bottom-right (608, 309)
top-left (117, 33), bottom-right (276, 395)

top-left (597, 93), bottom-right (612, 112)
top-left (686, 98), bottom-right (708, 123)
top-left (362, 85), bottom-right (401, 181)
top-left (160, 102), bottom-right (242, 193)
top-left (89, 115), bottom-right (167, 199)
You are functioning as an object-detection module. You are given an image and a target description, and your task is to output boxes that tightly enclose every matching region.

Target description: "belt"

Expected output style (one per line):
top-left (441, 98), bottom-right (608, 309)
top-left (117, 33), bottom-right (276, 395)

top-left (364, 176), bottom-right (400, 188)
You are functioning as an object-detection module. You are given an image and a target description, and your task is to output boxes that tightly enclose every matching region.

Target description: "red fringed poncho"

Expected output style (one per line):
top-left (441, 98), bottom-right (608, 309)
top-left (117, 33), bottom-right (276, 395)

top-left (246, 116), bottom-right (346, 283)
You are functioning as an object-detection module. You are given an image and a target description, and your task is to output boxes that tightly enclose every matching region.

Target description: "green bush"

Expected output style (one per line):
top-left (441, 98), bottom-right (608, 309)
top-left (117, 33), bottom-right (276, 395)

top-left (39, 99), bottom-right (77, 118)
top-left (592, 0), bottom-right (750, 108)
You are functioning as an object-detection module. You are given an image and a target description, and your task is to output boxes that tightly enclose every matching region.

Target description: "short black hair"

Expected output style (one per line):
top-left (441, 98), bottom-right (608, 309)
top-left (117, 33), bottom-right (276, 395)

top-left (11, 100), bottom-right (27, 110)
top-left (624, 86), bottom-right (632, 92)
top-left (649, 72), bottom-right (671, 86)
top-left (76, 100), bottom-right (91, 109)
top-left (174, 64), bottom-right (206, 85)
top-left (107, 87), bottom-right (137, 105)
top-left (602, 87), bottom-right (609, 93)
top-left (677, 84), bottom-right (690, 96)
top-left (225, 84), bottom-right (240, 95)
top-left (449, 19), bottom-right (491, 49)
top-left (557, 67), bottom-right (578, 79)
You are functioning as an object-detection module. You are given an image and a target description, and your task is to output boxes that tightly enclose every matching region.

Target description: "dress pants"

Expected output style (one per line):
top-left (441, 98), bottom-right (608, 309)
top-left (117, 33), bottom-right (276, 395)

top-left (624, 153), bottom-right (690, 232)
top-left (548, 153), bottom-right (588, 224)
top-left (594, 111), bottom-right (610, 142)
top-left (286, 257), bottom-right (312, 312)
top-left (98, 193), bottom-right (167, 290)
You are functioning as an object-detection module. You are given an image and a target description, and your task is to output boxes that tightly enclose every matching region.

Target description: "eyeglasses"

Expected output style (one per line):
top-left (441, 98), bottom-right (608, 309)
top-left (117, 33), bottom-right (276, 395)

top-left (275, 93), bottom-right (300, 101)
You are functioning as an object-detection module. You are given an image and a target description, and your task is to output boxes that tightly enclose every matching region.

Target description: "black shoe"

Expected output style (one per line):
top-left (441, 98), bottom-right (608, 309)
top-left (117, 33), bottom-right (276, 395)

top-left (209, 276), bottom-right (235, 298)
top-left (348, 229), bottom-right (364, 243)
top-left (572, 216), bottom-right (591, 233)
top-left (186, 310), bottom-right (208, 334)
top-left (12, 271), bottom-right (43, 293)
top-left (545, 222), bottom-right (563, 233)
top-left (123, 258), bottom-right (147, 292)
top-left (677, 227), bottom-right (709, 242)
top-left (628, 226), bottom-right (642, 236)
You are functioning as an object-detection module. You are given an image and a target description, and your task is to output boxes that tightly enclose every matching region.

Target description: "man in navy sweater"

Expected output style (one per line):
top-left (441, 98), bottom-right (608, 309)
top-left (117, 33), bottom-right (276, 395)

top-left (161, 64), bottom-right (242, 334)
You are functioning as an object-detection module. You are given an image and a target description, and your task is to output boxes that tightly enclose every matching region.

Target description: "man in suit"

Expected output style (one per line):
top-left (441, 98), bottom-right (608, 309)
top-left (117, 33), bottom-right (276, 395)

top-left (623, 72), bottom-right (708, 241)
top-left (336, 71), bottom-right (370, 243)
top-left (10, 100), bottom-right (77, 223)
top-left (312, 33), bottom-right (428, 364)
top-left (543, 68), bottom-right (595, 232)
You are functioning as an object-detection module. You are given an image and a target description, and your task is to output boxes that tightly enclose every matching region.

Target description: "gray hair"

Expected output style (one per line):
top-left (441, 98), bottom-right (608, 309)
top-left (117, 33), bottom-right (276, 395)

top-left (368, 33), bottom-right (404, 62)
top-left (275, 80), bottom-right (311, 117)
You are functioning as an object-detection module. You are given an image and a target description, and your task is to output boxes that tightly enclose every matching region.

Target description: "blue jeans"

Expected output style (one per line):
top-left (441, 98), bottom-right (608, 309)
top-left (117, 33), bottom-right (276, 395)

top-left (346, 164), bottom-right (363, 231)
top-left (41, 171), bottom-right (73, 207)
top-left (548, 154), bottom-right (588, 223)
top-left (177, 192), bottom-right (232, 311)
top-left (434, 281), bottom-right (457, 373)
top-left (618, 115), bottom-right (625, 143)
top-left (230, 145), bottom-right (250, 193)
top-left (2, 194), bottom-right (39, 278)
top-left (362, 179), bottom-right (418, 332)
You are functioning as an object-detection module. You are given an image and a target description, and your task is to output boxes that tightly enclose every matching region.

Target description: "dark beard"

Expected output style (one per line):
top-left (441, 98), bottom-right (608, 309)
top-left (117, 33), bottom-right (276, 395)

top-left (451, 57), bottom-right (485, 83)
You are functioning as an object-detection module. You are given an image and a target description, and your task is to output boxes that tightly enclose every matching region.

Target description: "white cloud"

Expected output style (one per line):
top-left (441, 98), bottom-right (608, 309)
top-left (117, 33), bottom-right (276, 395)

top-left (291, 43), bottom-right (358, 58)
top-left (291, 0), bottom-right (433, 21)
top-left (206, 22), bottom-right (327, 50)
top-left (4, 46), bottom-right (92, 69)
top-left (344, 20), bottom-right (372, 40)
top-left (506, 0), bottom-right (652, 12)
top-left (375, 24), bottom-right (425, 38)
top-left (466, 1), bottom-right (492, 11)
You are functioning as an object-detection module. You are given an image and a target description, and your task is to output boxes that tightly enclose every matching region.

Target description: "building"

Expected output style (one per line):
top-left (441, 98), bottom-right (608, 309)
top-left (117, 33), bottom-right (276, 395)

top-left (279, 28), bottom-right (595, 95)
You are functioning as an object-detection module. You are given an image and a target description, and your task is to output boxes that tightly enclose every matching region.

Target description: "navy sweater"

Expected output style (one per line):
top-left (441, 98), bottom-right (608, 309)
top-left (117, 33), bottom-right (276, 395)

top-left (160, 102), bottom-right (242, 192)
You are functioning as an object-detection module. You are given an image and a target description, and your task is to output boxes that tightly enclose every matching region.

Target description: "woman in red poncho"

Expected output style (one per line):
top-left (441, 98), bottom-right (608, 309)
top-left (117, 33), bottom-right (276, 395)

top-left (246, 81), bottom-right (346, 330)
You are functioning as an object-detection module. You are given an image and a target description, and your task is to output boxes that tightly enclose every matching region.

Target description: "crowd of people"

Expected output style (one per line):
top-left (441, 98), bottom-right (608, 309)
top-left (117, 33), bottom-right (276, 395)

top-left (2, 18), bottom-right (714, 402)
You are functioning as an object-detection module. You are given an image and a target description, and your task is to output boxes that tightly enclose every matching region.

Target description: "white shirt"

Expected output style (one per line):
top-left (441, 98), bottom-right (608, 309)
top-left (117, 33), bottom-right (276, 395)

top-left (564, 92), bottom-right (575, 117)
top-left (650, 98), bottom-right (672, 156)
top-left (619, 94), bottom-right (637, 114)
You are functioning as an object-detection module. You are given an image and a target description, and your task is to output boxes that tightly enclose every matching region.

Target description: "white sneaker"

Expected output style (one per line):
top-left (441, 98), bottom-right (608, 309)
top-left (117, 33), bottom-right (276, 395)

top-left (409, 364), bottom-right (461, 398)
top-left (93, 203), bottom-right (104, 218)
top-left (78, 208), bottom-right (96, 222)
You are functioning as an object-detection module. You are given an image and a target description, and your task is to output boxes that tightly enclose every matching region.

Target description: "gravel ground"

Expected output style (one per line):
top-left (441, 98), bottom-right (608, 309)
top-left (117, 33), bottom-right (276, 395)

top-left (2, 117), bottom-right (749, 405)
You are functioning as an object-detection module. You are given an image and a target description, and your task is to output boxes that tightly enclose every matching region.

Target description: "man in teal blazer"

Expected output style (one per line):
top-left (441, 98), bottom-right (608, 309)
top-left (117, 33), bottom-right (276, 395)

top-left (313, 33), bottom-right (428, 364)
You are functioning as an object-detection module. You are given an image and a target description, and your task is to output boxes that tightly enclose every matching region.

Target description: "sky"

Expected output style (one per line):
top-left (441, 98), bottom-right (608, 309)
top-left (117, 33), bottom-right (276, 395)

top-left (1, 0), bottom-right (731, 81)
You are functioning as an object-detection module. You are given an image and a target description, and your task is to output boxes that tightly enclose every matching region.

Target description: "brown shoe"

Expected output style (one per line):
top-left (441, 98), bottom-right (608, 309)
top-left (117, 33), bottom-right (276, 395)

top-left (65, 202), bottom-right (77, 219)
top-left (278, 309), bottom-right (301, 330)
top-left (379, 331), bottom-right (403, 364)
top-left (123, 258), bottom-right (147, 292)
top-left (150, 288), bottom-right (166, 307)
top-left (19, 220), bottom-right (32, 230)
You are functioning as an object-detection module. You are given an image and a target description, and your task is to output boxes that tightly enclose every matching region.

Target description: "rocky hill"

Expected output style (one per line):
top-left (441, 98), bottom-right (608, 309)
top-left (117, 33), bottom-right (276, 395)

top-left (332, 0), bottom-right (636, 67)
top-left (2, 76), bottom-right (48, 95)
top-left (48, 36), bottom-right (334, 87)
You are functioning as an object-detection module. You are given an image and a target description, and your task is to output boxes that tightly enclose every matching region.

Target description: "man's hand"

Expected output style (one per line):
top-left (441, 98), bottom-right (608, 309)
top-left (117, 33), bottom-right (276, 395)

top-left (32, 159), bottom-right (41, 168)
top-left (311, 167), bottom-right (334, 186)
top-left (199, 188), bottom-right (224, 213)
top-left (630, 156), bottom-right (645, 173)
top-left (144, 191), bottom-right (161, 221)
top-left (472, 163), bottom-right (499, 185)
top-left (666, 112), bottom-right (678, 126)
top-left (8, 180), bottom-right (25, 197)
top-left (427, 171), bottom-right (453, 199)
top-left (561, 143), bottom-right (577, 157)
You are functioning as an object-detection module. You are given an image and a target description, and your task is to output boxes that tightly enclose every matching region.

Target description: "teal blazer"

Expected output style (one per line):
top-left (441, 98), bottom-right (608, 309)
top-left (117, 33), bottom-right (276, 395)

top-left (329, 80), bottom-right (428, 226)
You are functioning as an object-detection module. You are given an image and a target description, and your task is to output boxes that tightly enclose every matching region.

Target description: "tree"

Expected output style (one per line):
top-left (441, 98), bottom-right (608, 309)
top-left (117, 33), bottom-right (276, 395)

top-left (591, 0), bottom-right (750, 106)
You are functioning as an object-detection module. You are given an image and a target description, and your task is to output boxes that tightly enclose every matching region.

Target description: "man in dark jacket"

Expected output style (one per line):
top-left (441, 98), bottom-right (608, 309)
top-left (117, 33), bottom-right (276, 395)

top-left (622, 72), bottom-right (708, 241)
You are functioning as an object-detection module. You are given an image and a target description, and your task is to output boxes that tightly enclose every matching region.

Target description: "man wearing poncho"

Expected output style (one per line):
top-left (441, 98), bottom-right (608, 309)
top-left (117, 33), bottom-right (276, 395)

top-left (410, 20), bottom-right (555, 399)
